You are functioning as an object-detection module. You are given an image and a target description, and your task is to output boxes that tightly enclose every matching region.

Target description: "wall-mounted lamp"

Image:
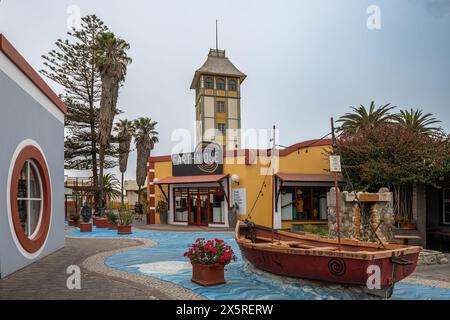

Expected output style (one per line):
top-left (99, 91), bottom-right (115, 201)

top-left (231, 174), bottom-right (240, 185)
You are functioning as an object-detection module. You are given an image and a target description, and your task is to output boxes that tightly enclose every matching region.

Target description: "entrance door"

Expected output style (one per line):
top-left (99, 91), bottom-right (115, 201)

top-left (188, 189), bottom-right (209, 226)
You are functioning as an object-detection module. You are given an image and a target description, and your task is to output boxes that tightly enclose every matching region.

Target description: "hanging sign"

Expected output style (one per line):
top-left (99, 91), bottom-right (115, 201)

top-left (329, 155), bottom-right (342, 173)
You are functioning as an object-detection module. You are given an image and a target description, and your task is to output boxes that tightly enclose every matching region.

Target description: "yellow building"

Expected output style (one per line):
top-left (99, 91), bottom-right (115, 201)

top-left (148, 140), bottom-right (340, 230)
top-left (146, 46), bottom-right (340, 229)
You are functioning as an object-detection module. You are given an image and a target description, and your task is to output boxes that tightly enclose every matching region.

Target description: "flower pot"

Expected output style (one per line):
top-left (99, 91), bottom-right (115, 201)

top-left (108, 222), bottom-right (118, 230)
top-left (79, 222), bottom-right (92, 233)
top-left (117, 225), bottom-right (132, 235)
top-left (191, 263), bottom-right (226, 287)
top-left (68, 220), bottom-right (79, 227)
top-left (95, 218), bottom-right (108, 229)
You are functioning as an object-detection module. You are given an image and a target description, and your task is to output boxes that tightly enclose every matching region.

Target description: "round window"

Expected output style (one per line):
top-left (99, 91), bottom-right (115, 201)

top-left (9, 143), bottom-right (51, 256)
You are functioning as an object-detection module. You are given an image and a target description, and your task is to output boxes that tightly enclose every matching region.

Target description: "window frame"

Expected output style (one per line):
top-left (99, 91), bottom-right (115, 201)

top-left (216, 78), bottom-right (225, 90)
top-left (216, 101), bottom-right (225, 113)
top-left (9, 144), bottom-right (51, 255)
top-left (204, 77), bottom-right (213, 89)
top-left (228, 79), bottom-right (237, 91)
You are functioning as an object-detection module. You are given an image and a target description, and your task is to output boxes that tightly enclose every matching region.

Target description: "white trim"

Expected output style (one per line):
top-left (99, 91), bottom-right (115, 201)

top-left (6, 139), bottom-right (53, 260)
top-left (0, 51), bottom-right (64, 123)
top-left (149, 169), bottom-right (155, 173)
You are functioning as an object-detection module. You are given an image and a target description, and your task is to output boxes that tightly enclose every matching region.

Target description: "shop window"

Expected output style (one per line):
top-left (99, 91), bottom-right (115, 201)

top-left (228, 79), bottom-right (237, 91)
top-left (9, 144), bottom-right (51, 255)
top-left (216, 101), bottom-right (225, 113)
top-left (174, 188), bottom-right (188, 222)
top-left (216, 78), bottom-right (225, 90)
top-left (210, 193), bottom-right (224, 223)
top-left (205, 77), bottom-right (213, 89)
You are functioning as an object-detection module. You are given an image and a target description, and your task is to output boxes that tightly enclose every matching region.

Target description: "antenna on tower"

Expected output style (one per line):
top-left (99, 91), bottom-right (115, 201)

top-left (215, 19), bottom-right (219, 51)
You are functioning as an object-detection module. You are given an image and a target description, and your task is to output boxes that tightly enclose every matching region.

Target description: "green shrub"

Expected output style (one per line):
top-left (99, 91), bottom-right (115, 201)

top-left (118, 210), bottom-right (133, 226)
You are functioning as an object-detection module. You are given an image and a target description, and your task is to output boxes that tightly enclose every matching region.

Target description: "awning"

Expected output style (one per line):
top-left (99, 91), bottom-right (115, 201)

top-left (276, 173), bottom-right (344, 184)
top-left (154, 174), bottom-right (228, 185)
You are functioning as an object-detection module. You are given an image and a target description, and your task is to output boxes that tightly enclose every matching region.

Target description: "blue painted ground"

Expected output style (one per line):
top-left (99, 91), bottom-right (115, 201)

top-left (66, 227), bottom-right (450, 300)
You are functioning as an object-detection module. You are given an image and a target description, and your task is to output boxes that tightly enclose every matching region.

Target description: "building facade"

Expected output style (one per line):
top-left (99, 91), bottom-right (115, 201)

top-left (0, 35), bottom-right (66, 277)
top-left (191, 49), bottom-right (246, 150)
top-left (148, 141), bottom-right (338, 230)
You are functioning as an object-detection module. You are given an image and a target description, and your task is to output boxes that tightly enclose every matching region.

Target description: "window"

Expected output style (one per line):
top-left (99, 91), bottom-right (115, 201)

top-left (205, 77), bottom-right (213, 89)
top-left (217, 123), bottom-right (226, 135)
top-left (216, 78), bottom-right (225, 90)
top-left (17, 160), bottom-right (43, 237)
top-left (216, 101), bottom-right (225, 113)
top-left (444, 188), bottom-right (450, 225)
top-left (9, 143), bottom-right (51, 256)
top-left (174, 188), bottom-right (188, 222)
top-left (228, 79), bottom-right (237, 91)
top-left (210, 192), bottom-right (224, 223)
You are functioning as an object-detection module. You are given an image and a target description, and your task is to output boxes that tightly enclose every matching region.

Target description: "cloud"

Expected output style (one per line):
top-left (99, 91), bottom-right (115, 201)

top-left (410, 0), bottom-right (450, 18)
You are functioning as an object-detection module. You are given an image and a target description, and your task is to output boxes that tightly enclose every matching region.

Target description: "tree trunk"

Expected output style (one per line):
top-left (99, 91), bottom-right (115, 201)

top-left (98, 145), bottom-right (105, 215)
top-left (121, 171), bottom-right (124, 205)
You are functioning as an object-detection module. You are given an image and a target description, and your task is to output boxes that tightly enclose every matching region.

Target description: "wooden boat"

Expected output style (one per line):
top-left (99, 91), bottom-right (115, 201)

top-left (235, 220), bottom-right (421, 298)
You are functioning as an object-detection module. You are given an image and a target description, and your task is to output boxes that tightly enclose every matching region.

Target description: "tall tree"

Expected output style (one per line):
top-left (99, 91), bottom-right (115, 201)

top-left (41, 15), bottom-right (118, 208)
top-left (395, 108), bottom-right (442, 135)
top-left (337, 101), bottom-right (396, 134)
top-left (114, 119), bottom-right (135, 205)
top-left (134, 117), bottom-right (159, 203)
top-left (94, 32), bottom-right (132, 214)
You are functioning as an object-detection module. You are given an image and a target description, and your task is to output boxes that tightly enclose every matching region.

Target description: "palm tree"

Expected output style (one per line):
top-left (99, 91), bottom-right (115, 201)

top-left (337, 101), bottom-right (396, 134)
top-left (101, 173), bottom-right (122, 207)
top-left (133, 117), bottom-right (159, 204)
top-left (114, 119), bottom-right (135, 205)
top-left (395, 108), bottom-right (442, 135)
top-left (94, 32), bottom-right (132, 214)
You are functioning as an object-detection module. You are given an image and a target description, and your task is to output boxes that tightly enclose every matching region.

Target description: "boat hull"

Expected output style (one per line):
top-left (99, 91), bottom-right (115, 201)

top-left (239, 244), bottom-right (419, 286)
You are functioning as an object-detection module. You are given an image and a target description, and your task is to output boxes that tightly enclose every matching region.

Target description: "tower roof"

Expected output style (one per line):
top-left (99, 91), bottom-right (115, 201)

top-left (190, 49), bottom-right (246, 89)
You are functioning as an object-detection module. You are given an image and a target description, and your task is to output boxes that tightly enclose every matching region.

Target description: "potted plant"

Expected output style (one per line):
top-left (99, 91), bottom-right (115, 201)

top-left (156, 200), bottom-right (168, 224)
top-left (107, 211), bottom-right (118, 229)
top-left (402, 219), bottom-right (417, 230)
top-left (68, 214), bottom-right (81, 227)
top-left (117, 210), bottom-right (133, 235)
top-left (184, 238), bottom-right (237, 286)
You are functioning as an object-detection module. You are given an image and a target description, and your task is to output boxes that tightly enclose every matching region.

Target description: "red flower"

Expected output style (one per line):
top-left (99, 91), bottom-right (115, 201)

top-left (214, 263), bottom-right (221, 267)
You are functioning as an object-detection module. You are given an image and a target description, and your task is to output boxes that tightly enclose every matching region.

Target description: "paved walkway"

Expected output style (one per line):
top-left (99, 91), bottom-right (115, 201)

top-left (0, 237), bottom-right (170, 300)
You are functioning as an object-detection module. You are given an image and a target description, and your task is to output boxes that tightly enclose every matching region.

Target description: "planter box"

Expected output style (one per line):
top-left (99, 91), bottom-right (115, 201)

top-left (92, 216), bottom-right (99, 227)
top-left (117, 225), bottom-right (132, 235)
top-left (79, 222), bottom-right (92, 233)
top-left (108, 222), bottom-right (118, 230)
top-left (68, 220), bottom-right (79, 227)
top-left (95, 218), bottom-right (108, 229)
top-left (191, 263), bottom-right (225, 287)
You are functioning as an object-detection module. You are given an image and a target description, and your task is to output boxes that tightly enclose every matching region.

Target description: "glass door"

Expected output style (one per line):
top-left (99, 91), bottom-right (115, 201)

top-left (199, 193), bottom-right (209, 226)
top-left (188, 191), bottom-right (198, 225)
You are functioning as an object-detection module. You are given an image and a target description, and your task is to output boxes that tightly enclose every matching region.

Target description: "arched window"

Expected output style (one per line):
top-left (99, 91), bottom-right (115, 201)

top-left (9, 143), bottom-right (51, 256)
top-left (228, 79), bottom-right (237, 91)
top-left (204, 77), bottom-right (213, 89)
top-left (216, 78), bottom-right (225, 90)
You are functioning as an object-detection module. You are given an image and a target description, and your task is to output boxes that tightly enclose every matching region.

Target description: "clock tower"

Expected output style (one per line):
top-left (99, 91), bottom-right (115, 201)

top-left (190, 48), bottom-right (246, 150)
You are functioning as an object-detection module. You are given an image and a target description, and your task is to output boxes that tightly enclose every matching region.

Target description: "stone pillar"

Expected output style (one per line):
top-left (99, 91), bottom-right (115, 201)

top-left (415, 184), bottom-right (427, 248)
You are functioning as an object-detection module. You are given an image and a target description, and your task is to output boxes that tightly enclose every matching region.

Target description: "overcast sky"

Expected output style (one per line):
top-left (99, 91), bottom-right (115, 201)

top-left (1, 0), bottom-right (449, 180)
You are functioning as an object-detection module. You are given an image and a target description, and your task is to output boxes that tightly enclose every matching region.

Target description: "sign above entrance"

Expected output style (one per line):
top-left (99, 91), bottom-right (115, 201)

top-left (172, 142), bottom-right (224, 176)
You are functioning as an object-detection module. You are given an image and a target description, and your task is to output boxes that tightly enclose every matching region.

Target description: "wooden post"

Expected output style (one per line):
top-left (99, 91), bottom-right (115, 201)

top-left (335, 172), bottom-right (342, 251)
top-left (330, 117), bottom-right (342, 251)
